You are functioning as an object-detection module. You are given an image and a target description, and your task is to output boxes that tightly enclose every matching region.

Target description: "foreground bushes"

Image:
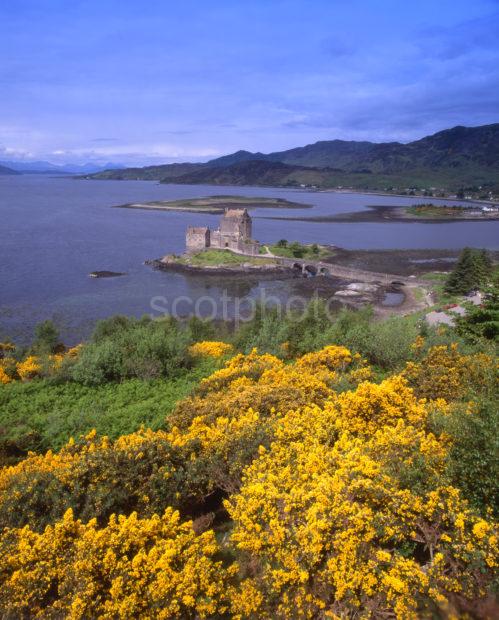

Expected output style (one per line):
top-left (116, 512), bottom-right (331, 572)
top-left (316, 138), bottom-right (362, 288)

top-left (0, 508), bottom-right (229, 619)
top-left (69, 316), bottom-right (195, 385)
top-left (0, 341), bottom-right (497, 618)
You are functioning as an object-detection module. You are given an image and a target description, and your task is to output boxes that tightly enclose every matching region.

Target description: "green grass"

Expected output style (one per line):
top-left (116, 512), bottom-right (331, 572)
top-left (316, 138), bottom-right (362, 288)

top-left (412, 287), bottom-right (425, 303)
top-left (0, 366), bottom-right (213, 459)
top-left (416, 271), bottom-right (463, 307)
top-left (423, 272), bottom-right (449, 281)
top-left (179, 249), bottom-right (277, 266)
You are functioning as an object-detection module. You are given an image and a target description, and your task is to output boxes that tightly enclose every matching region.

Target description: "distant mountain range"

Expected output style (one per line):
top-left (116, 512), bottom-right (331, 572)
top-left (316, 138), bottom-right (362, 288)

top-left (88, 123), bottom-right (499, 193)
top-left (0, 164), bottom-right (20, 175)
top-left (0, 160), bottom-right (123, 174)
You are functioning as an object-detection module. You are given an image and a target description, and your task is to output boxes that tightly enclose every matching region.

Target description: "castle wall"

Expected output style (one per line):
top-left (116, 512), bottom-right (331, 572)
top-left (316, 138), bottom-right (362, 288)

top-left (220, 211), bottom-right (252, 240)
top-left (210, 230), bottom-right (223, 248)
top-left (186, 227), bottom-right (210, 253)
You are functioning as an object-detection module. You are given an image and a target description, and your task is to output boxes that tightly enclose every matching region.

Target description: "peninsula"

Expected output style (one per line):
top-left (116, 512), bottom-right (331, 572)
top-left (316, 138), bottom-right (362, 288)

top-left (261, 202), bottom-right (499, 224)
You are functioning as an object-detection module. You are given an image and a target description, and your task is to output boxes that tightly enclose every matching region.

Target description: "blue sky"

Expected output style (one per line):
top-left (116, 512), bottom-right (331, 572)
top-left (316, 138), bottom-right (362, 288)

top-left (1, 0), bottom-right (498, 166)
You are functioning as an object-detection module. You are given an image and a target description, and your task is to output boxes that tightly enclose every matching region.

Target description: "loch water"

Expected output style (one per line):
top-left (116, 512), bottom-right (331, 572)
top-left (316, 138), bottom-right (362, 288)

top-left (1, 175), bottom-right (498, 343)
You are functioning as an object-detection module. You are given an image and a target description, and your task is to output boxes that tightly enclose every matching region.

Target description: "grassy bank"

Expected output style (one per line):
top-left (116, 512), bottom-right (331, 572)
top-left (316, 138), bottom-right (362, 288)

top-left (175, 249), bottom-right (279, 266)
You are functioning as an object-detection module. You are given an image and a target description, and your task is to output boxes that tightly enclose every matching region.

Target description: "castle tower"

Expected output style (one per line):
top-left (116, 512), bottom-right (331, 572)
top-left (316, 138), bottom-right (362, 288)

top-left (186, 226), bottom-right (210, 253)
top-left (220, 208), bottom-right (252, 240)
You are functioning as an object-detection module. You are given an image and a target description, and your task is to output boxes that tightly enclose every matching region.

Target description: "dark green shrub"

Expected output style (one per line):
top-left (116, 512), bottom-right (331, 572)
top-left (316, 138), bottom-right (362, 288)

top-left (33, 320), bottom-right (62, 354)
top-left (70, 318), bottom-right (193, 385)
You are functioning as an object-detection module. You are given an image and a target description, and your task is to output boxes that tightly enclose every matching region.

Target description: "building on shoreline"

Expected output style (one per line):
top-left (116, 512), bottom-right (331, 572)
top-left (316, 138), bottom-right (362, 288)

top-left (186, 208), bottom-right (260, 255)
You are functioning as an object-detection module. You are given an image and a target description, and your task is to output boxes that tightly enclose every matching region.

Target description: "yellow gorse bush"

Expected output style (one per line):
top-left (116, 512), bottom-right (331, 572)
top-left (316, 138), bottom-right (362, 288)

top-left (0, 507), bottom-right (230, 619)
top-left (0, 365), bottom-right (11, 384)
top-left (403, 343), bottom-right (497, 401)
top-left (0, 342), bottom-right (497, 618)
top-left (226, 419), bottom-right (496, 618)
top-left (1, 345), bottom-right (83, 385)
top-left (188, 340), bottom-right (234, 358)
top-left (16, 355), bottom-right (42, 380)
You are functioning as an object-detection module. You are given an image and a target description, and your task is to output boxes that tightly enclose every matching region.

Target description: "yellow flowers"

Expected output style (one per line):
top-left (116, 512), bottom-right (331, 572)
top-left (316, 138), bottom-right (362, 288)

top-left (66, 344), bottom-right (83, 358)
top-left (189, 340), bottom-right (234, 358)
top-left (328, 374), bottom-right (427, 435)
top-left (473, 519), bottom-right (491, 540)
top-left (0, 366), bottom-right (11, 384)
top-left (296, 344), bottom-right (353, 371)
top-left (403, 343), bottom-right (497, 401)
top-left (226, 412), bottom-right (497, 618)
top-left (16, 355), bottom-right (41, 380)
top-left (0, 339), bottom-right (497, 617)
top-left (0, 345), bottom-right (83, 385)
top-left (0, 508), bottom-right (230, 619)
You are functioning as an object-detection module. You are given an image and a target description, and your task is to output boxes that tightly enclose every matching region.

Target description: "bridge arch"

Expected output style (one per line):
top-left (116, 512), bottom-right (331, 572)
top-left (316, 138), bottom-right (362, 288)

top-left (304, 264), bottom-right (317, 276)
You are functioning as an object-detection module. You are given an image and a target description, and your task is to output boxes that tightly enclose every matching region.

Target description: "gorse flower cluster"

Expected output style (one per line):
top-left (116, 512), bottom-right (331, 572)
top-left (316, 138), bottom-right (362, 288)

top-left (0, 341), bottom-right (497, 618)
top-left (1, 507), bottom-right (230, 619)
top-left (188, 340), bottom-right (234, 358)
top-left (0, 346), bottom-right (80, 384)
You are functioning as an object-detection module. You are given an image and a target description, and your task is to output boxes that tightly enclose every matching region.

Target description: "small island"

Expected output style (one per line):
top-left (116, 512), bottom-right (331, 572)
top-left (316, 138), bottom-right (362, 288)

top-left (147, 207), bottom-right (334, 276)
top-left (114, 194), bottom-right (311, 214)
top-left (148, 207), bottom-right (296, 274)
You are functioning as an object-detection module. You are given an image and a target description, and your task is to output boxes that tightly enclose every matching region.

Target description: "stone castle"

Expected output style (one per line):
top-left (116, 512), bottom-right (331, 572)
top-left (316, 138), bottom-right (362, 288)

top-left (186, 208), bottom-right (260, 255)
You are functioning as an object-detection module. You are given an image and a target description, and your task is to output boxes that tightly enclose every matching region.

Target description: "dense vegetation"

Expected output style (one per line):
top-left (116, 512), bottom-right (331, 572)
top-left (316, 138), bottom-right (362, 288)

top-left (90, 123), bottom-right (499, 193)
top-left (0, 301), bottom-right (497, 618)
top-left (456, 278), bottom-right (499, 342)
top-left (445, 247), bottom-right (493, 295)
top-left (266, 239), bottom-right (327, 259)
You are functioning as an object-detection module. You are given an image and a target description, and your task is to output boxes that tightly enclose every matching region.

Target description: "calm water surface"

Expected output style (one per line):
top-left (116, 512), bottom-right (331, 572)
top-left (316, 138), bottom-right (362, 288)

top-left (1, 175), bottom-right (497, 343)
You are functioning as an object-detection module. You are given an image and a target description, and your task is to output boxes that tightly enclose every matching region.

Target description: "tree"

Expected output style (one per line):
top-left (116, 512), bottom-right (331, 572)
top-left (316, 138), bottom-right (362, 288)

top-left (444, 248), bottom-right (492, 295)
top-left (288, 241), bottom-right (305, 258)
top-left (33, 320), bottom-right (61, 354)
top-left (276, 239), bottom-right (288, 248)
top-left (456, 277), bottom-right (499, 341)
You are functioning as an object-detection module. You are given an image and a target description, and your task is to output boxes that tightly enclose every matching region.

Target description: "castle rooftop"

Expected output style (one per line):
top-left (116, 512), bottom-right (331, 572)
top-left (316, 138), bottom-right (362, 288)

top-left (223, 208), bottom-right (249, 218)
top-left (186, 226), bottom-right (209, 233)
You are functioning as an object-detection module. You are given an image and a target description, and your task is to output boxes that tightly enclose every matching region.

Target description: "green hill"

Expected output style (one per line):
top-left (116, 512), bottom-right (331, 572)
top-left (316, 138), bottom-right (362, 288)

top-left (89, 162), bottom-right (203, 180)
top-left (85, 124), bottom-right (499, 193)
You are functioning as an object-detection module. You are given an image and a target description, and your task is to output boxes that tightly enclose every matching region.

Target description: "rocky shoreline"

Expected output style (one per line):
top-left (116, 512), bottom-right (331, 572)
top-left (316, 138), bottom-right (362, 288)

top-left (145, 255), bottom-right (414, 313)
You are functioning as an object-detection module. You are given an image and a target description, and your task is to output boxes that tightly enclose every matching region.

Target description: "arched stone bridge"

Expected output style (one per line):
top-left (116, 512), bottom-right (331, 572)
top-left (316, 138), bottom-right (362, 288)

top-left (272, 257), bottom-right (429, 286)
top-left (228, 247), bottom-right (430, 286)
